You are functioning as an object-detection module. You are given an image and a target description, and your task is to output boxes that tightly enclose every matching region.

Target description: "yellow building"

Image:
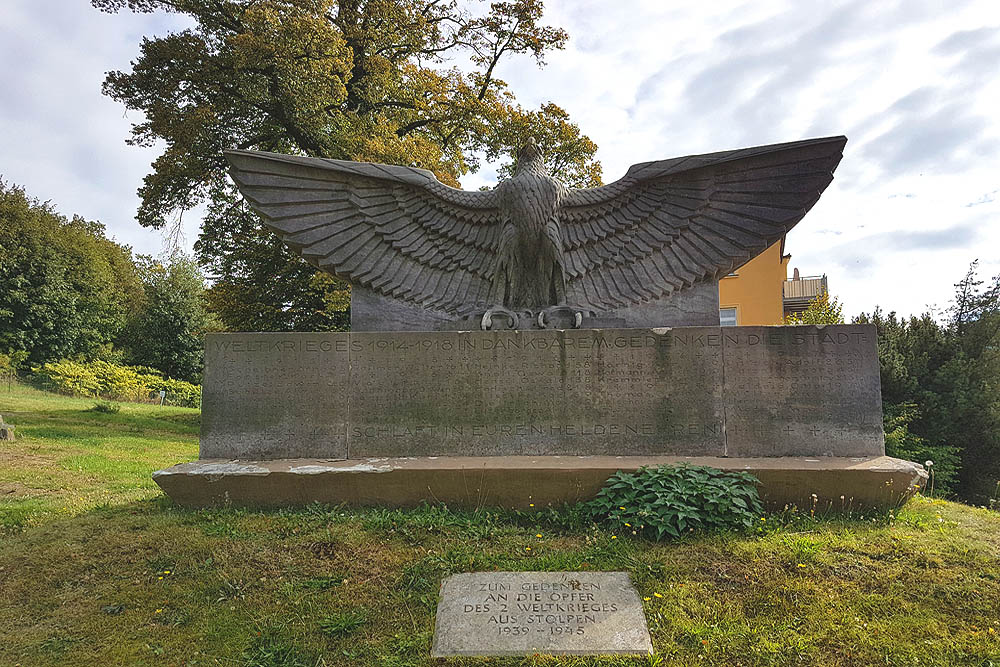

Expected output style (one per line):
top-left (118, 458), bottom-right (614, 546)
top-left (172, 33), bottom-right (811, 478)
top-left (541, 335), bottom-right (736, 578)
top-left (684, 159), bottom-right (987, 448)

top-left (718, 239), bottom-right (790, 326)
top-left (719, 238), bottom-right (792, 326)
top-left (718, 238), bottom-right (829, 325)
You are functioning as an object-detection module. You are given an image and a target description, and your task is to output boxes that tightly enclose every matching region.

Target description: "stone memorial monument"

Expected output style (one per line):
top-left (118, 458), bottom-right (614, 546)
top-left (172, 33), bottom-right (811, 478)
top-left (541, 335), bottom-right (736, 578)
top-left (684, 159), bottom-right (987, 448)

top-left (154, 135), bottom-right (926, 510)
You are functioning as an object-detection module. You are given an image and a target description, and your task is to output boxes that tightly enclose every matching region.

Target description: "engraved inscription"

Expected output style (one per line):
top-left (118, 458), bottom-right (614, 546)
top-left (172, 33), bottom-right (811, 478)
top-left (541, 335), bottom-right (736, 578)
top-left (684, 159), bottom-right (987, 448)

top-left (348, 328), bottom-right (724, 457)
top-left (200, 333), bottom-right (350, 459)
top-left (465, 579), bottom-right (615, 637)
top-left (722, 326), bottom-right (884, 457)
top-left (199, 325), bottom-right (884, 460)
top-left (431, 572), bottom-right (653, 656)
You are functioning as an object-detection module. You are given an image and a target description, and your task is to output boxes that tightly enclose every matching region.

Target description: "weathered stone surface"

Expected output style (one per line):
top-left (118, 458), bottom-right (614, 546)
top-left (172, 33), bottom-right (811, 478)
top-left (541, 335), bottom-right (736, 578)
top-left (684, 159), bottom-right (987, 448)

top-left (200, 334), bottom-right (349, 459)
top-left (722, 325), bottom-right (884, 457)
top-left (226, 137), bottom-right (847, 331)
top-left (348, 328), bottom-right (723, 458)
top-left (0, 415), bottom-right (13, 441)
top-left (350, 281), bottom-right (717, 331)
top-left (199, 325), bottom-right (883, 460)
top-left (153, 455), bottom-right (928, 511)
top-left (350, 285), bottom-right (456, 332)
top-left (430, 571), bottom-right (653, 656)
top-left (609, 280), bottom-right (721, 329)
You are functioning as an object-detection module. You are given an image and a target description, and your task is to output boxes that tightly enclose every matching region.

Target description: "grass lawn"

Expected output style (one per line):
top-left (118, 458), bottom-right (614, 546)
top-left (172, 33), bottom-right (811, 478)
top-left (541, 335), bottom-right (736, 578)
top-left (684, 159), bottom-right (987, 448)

top-left (1, 383), bottom-right (999, 667)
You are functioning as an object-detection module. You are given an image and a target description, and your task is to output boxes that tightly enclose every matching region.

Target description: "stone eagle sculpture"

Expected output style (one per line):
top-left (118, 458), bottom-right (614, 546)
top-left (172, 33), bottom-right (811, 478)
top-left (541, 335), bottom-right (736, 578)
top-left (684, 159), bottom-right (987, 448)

top-left (225, 136), bottom-right (846, 328)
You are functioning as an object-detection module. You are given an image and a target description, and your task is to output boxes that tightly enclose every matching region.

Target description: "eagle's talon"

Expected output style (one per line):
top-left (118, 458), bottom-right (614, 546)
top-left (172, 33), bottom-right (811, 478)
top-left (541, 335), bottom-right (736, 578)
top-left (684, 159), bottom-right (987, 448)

top-left (481, 307), bottom-right (518, 331)
top-left (537, 305), bottom-right (587, 329)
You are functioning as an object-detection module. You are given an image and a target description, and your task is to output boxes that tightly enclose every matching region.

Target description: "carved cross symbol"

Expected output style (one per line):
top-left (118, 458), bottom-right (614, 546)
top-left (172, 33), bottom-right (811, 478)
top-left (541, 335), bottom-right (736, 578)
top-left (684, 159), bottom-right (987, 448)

top-left (810, 427), bottom-right (822, 436)
top-left (783, 426), bottom-right (794, 435)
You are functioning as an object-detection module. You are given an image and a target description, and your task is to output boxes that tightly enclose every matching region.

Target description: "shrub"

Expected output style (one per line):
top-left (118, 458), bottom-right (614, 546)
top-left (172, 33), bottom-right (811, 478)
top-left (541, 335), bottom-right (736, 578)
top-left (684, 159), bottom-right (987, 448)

top-left (587, 464), bottom-right (764, 540)
top-left (31, 359), bottom-right (200, 407)
top-left (89, 360), bottom-right (153, 401)
top-left (884, 403), bottom-right (959, 495)
top-left (32, 359), bottom-right (101, 396)
top-left (90, 401), bottom-right (121, 414)
top-left (149, 377), bottom-right (201, 408)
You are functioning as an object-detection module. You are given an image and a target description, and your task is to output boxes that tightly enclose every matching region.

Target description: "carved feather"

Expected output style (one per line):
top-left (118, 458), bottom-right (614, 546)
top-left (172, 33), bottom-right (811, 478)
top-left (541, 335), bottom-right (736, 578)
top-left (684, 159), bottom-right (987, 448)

top-left (224, 150), bottom-right (501, 316)
top-left (225, 136), bottom-right (846, 316)
top-left (560, 136), bottom-right (847, 309)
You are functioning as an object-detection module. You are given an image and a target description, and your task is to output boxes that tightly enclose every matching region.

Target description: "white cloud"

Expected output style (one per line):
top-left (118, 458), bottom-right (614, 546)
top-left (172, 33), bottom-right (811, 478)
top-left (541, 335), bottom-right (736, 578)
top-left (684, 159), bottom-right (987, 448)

top-left (0, 0), bottom-right (197, 256)
top-left (480, 0), bottom-right (1000, 317)
top-left (1, 0), bottom-right (997, 318)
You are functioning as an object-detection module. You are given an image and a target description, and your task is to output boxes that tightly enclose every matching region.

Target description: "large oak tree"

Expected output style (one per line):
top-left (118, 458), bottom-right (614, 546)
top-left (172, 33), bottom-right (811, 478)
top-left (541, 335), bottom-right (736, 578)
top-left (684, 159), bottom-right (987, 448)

top-left (94, 0), bottom-right (601, 330)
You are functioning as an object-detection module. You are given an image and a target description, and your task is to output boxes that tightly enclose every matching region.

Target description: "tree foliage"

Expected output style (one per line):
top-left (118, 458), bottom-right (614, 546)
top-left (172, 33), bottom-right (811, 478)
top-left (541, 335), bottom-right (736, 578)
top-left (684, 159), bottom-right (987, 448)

top-left (197, 184), bottom-right (351, 332)
top-left (856, 262), bottom-right (1000, 501)
top-left (0, 181), bottom-right (219, 382)
top-left (784, 288), bottom-right (844, 325)
top-left (123, 253), bottom-right (218, 382)
top-left (0, 181), bottom-right (142, 365)
top-left (94, 0), bottom-right (602, 330)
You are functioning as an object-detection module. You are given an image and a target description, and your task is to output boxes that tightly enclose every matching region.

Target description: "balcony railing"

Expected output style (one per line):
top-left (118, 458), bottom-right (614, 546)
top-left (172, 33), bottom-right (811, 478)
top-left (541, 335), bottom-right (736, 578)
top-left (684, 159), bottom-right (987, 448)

top-left (783, 275), bottom-right (828, 312)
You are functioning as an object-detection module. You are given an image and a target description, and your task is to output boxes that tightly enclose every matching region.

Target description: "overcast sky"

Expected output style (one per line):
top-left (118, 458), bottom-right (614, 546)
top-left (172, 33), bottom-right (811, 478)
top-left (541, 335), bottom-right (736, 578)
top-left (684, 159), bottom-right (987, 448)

top-left (2, 0), bottom-right (998, 318)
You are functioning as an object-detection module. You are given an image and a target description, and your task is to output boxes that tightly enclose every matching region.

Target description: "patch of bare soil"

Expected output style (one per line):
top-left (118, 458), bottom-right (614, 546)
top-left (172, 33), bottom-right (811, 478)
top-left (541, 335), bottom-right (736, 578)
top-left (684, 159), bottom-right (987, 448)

top-left (0, 481), bottom-right (48, 498)
top-left (0, 450), bottom-right (57, 497)
top-left (0, 449), bottom-right (53, 467)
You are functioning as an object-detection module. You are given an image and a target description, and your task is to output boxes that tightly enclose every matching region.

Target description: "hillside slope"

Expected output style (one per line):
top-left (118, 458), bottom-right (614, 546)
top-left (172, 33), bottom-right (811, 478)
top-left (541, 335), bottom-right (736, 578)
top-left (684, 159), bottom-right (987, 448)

top-left (1, 384), bottom-right (998, 666)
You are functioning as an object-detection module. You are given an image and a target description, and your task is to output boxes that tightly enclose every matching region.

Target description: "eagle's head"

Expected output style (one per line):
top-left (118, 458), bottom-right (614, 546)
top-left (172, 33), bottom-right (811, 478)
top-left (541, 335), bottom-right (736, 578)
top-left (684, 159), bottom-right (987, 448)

top-left (515, 140), bottom-right (545, 175)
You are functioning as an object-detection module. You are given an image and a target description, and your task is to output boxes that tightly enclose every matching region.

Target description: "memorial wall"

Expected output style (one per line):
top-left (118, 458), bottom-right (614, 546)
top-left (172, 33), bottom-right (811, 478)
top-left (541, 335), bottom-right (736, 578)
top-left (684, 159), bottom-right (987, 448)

top-left (201, 324), bottom-right (883, 460)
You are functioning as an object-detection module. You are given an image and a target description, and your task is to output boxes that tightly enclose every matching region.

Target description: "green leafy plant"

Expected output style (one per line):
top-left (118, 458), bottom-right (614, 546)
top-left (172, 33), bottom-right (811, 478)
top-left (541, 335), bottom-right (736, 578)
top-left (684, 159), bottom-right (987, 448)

top-left (587, 464), bottom-right (764, 540)
top-left (90, 401), bottom-right (121, 414)
top-left (318, 610), bottom-right (367, 637)
top-left (784, 288), bottom-right (844, 325)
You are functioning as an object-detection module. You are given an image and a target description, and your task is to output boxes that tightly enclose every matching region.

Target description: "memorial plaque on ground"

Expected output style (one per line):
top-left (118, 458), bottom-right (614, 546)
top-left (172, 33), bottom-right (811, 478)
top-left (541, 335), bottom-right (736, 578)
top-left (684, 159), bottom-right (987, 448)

top-left (430, 571), bottom-right (653, 656)
top-left (200, 325), bottom-right (883, 459)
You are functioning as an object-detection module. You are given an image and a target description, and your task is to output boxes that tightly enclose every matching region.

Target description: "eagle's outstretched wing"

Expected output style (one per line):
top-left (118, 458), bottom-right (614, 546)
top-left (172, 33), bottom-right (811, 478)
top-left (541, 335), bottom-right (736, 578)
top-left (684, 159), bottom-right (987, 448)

top-left (224, 150), bottom-right (502, 316)
top-left (559, 136), bottom-right (847, 309)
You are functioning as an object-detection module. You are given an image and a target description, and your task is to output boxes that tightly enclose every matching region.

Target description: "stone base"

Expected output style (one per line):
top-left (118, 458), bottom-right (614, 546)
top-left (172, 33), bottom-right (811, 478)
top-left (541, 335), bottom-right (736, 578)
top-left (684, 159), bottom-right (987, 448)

top-left (349, 282), bottom-right (721, 331)
top-left (154, 455), bottom-right (926, 511)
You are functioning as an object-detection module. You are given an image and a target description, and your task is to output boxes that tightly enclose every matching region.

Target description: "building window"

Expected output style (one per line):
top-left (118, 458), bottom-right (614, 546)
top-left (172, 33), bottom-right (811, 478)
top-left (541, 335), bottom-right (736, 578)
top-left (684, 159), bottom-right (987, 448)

top-left (720, 307), bottom-right (737, 327)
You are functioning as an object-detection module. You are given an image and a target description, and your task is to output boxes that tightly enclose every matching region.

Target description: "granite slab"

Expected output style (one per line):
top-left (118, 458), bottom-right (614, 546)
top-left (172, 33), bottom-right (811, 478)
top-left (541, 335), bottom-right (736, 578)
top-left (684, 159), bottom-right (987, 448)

top-left (430, 571), bottom-right (653, 656)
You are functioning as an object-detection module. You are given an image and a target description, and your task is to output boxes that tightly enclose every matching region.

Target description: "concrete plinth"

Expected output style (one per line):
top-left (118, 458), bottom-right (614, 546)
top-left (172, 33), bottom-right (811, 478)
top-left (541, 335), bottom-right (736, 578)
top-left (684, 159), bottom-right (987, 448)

top-left (154, 455), bottom-right (926, 511)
